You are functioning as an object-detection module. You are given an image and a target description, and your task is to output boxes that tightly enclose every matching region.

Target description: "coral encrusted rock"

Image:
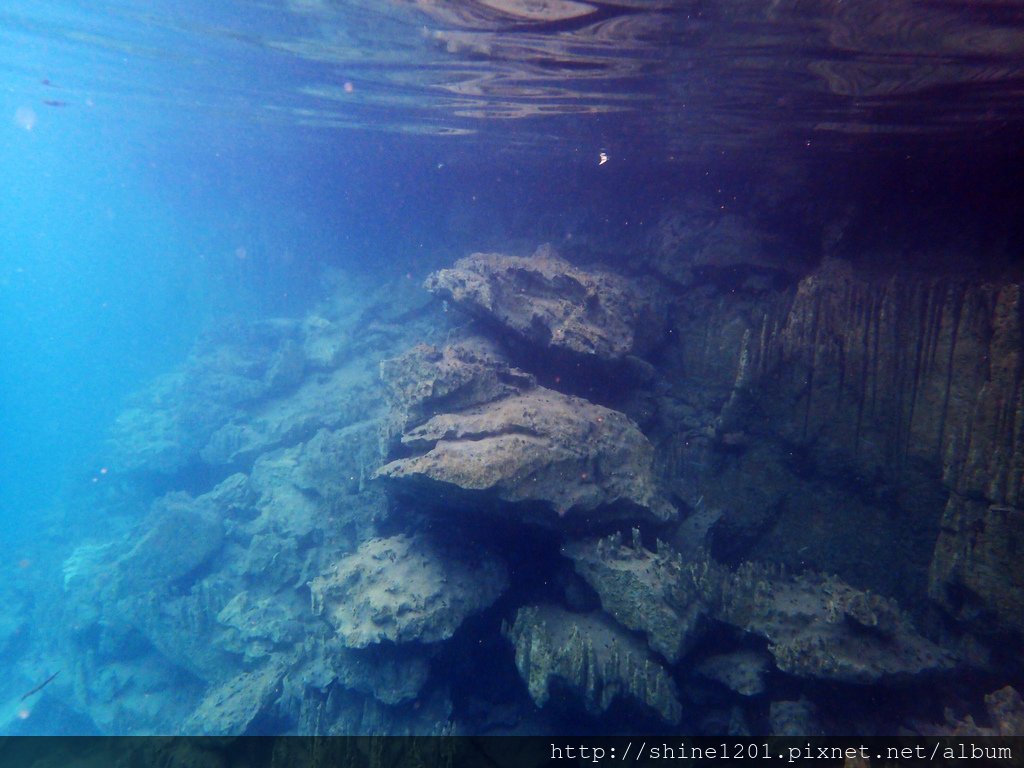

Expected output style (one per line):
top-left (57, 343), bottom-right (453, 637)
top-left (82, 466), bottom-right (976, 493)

top-left (424, 245), bottom-right (666, 362)
top-left (309, 534), bottom-right (507, 647)
top-left (376, 385), bottom-right (675, 524)
top-left (503, 604), bottom-right (682, 725)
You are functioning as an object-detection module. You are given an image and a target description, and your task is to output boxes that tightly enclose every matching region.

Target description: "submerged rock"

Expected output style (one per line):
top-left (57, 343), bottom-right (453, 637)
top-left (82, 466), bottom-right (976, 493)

top-left (715, 562), bottom-right (955, 684)
top-left (928, 495), bottom-right (1024, 636)
top-left (695, 651), bottom-right (771, 697)
top-left (563, 532), bottom-right (714, 663)
top-left (769, 697), bottom-right (820, 737)
top-left (118, 492), bottom-right (224, 585)
top-left (310, 534), bottom-right (508, 647)
top-left (930, 686), bottom-right (1024, 736)
top-left (380, 337), bottom-right (536, 432)
top-left (424, 245), bottom-right (666, 362)
top-left (377, 383), bottom-right (675, 525)
top-left (200, 360), bottom-right (380, 467)
top-left (503, 604), bottom-right (682, 725)
top-left (183, 658), bottom-right (288, 735)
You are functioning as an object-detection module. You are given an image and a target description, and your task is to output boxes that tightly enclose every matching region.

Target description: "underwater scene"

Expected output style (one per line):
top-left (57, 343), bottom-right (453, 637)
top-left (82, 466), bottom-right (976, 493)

top-left (2, 0), bottom-right (1024, 739)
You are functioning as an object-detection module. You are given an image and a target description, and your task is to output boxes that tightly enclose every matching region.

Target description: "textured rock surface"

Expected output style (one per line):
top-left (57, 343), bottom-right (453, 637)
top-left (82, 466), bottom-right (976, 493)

top-left (504, 604), bottom-right (682, 725)
top-left (380, 337), bottom-right (536, 432)
top-left (769, 698), bottom-right (820, 737)
top-left (928, 496), bottom-right (1024, 635)
top-left (310, 534), bottom-right (508, 647)
top-left (563, 532), bottom-right (712, 663)
top-left (117, 492), bottom-right (224, 586)
top-left (28, 224), bottom-right (1024, 738)
top-left (106, 320), bottom-right (305, 475)
top-left (937, 686), bottom-right (1024, 736)
top-left (424, 245), bottom-right (666, 361)
top-left (200, 361), bottom-right (380, 467)
top-left (501, 606), bottom-right (679, 729)
top-left (377, 385), bottom-right (675, 524)
top-left (647, 204), bottom-right (804, 289)
top-left (715, 562), bottom-right (955, 684)
top-left (183, 660), bottom-right (288, 735)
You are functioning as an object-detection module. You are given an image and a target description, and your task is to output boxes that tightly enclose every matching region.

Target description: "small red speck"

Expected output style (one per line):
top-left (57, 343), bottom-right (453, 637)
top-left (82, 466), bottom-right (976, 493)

top-left (554, 376), bottom-right (561, 383)
top-left (343, 81), bottom-right (355, 93)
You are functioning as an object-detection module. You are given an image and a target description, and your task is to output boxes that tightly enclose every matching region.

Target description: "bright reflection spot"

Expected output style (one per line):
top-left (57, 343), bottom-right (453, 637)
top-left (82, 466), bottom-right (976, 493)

top-left (14, 106), bottom-right (37, 131)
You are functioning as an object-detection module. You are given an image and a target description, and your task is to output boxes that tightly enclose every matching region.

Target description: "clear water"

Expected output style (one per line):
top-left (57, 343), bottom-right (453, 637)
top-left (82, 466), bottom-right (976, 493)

top-left (1, 0), bottom-right (1023, 737)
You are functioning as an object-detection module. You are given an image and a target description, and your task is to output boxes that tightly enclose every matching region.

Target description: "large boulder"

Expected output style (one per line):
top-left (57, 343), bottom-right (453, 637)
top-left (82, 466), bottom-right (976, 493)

top-left (309, 534), bottom-right (508, 648)
top-left (424, 245), bottom-right (666, 362)
top-left (117, 492), bottom-right (224, 586)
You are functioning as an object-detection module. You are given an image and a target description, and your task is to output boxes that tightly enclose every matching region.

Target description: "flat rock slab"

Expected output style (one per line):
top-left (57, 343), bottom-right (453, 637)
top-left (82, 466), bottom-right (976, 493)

top-left (376, 385), bottom-right (675, 525)
top-left (424, 246), bottom-right (666, 362)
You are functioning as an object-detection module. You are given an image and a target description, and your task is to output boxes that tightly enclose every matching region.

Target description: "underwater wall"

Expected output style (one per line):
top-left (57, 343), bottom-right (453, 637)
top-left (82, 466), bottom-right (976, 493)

top-left (3, 181), bottom-right (1023, 738)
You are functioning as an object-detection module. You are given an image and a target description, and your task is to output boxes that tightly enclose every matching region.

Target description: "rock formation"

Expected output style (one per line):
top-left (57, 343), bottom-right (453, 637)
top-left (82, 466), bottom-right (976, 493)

top-left (310, 534), bottom-right (508, 647)
top-left (503, 605), bottom-right (683, 725)
top-left (375, 338), bottom-right (675, 525)
top-left (563, 532), bottom-right (714, 663)
top-left (23, 223), bottom-right (1024, 738)
top-left (424, 245), bottom-right (667, 362)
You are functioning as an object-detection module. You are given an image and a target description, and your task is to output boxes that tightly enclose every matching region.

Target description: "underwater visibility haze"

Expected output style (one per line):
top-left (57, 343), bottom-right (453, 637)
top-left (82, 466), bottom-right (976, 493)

top-left (2, 0), bottom-right (1024, 738)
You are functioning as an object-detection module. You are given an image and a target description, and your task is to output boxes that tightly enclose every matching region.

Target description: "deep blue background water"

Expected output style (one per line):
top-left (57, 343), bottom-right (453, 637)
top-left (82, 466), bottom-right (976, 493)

top-left (0, 59), bottom-right (656, 550)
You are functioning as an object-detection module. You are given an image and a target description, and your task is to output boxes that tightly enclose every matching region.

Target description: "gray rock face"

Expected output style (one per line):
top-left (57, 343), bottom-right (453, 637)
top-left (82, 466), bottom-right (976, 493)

top-left (424, 246), bottom-right (666, 362)
top-left (106, 320), bottom-right (305, 475)
top-left (200, 361), bottom-right (380, 467)
top-left (310, 534), bottom-right (508, 647)
top-left (377, 385), bottom-right (675, 524)
top-left (118, 492), bottom-right (224, 585)
top-left (183, 659), bottom-right (288, 735)
top-left (504, 604), bottom-right (682, 725)
top-left (929, 495), bottom-right (1024, 636)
